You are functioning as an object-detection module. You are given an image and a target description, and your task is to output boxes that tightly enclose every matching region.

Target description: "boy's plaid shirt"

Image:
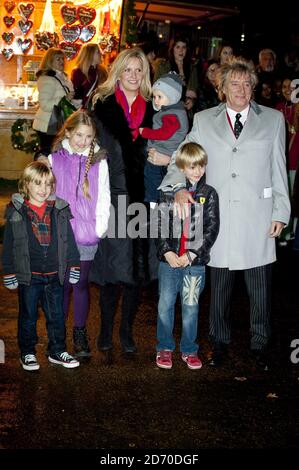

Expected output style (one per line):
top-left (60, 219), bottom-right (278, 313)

top-left (25, 201), bottom-right (55, 255)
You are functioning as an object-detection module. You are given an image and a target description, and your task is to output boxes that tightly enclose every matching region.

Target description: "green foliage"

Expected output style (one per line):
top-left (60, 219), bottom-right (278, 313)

top-left (0, 178), bottom-right (18, 189)
top-left (11, 119), bottom-right (40, 154)
top-left (125, 0), bottom-right (138, 45)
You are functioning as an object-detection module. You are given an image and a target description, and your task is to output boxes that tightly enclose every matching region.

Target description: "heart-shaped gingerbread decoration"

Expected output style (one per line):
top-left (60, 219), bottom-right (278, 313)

top-left (17, 38), bottom-right (33, 54)
top-left (79, 25), bottom-right (96, 43)
top-left (61, 24), bottom-right (81, 44)
top-left (18, 3), bottom-right (34, 19)
top-left (4, 1), bottom-right (16, 14)
top-left (3, 16), bottom-right (15, 28)
top-left (2, 48), bottom-right (14, 61)
top-left (2, 32), bottom-right (14, 44)
top-left (59, 42), bottom-right (81, 61)
top-left (77, 7), bottom-right (96, 26)
top-left (35, 31), bottom-right (59, 51)
top-left (18, 19), bottom-right (33, 35)
top-left (60, 5), bottom-right (77, 25)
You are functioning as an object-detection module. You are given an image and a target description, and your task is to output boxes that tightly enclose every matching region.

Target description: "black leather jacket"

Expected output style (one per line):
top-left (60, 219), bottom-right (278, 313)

top-left (156, 176), bottom-right (220, 265)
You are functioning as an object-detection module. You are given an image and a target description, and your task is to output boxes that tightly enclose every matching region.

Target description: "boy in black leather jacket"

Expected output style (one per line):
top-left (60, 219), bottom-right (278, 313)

top-left (155, 142), bottom-right (219, 370)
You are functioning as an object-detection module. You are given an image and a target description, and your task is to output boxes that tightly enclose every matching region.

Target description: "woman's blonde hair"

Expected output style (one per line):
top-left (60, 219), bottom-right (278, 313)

top-left (176, 142), bottom-right (208, 169)
top-left (36, 47), bottom-right (65, 77)
top-left (216, 56), bottom-right (258, 102)
top-left (75, 43), bottom-right (103, 78)
top-left (52, 109), bottom-right (103, 199)
top-left (19, 161), bottom-right (56, 199)
top-left (92, 47), bottom-right (152, 105)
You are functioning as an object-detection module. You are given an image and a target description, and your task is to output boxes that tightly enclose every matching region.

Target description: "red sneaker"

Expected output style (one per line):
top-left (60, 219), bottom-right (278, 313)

top-left (156, 350), bottom-right (172, 369)
top-left (181, 353), bottom-right (202, 370)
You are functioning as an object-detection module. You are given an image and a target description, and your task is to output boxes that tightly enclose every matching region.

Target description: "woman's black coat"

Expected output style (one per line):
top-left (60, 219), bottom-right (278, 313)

top-left (89, 94), bottom-right (158, 285)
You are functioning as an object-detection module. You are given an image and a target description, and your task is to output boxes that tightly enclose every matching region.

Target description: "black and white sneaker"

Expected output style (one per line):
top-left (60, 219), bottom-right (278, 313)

top-left (20, 354), bottom-right (40, 371)
top-left (48, 351), bottom-right (80, 368)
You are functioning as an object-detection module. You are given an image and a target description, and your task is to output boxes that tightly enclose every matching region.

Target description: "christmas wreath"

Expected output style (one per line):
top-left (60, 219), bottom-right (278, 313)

top-left (11, 119), bottom-right (40, 154)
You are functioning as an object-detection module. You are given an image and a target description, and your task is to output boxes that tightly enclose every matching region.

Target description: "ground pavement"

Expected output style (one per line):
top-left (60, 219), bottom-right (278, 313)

top-left (0, 237), bottom-right (298, 460)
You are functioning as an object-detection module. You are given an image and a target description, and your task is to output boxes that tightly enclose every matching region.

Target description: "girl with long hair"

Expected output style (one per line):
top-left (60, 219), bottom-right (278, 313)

top-left (40, 109), bottom-right (110, 356)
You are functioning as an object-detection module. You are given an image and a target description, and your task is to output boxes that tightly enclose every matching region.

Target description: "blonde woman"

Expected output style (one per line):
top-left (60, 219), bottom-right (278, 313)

top-left (90, 47), bottom-right (156, 356)
top-left (71, 43), bottom-right (107, 108)
top-left (40, 109), bottom-right (110, 357)
top-left (33, 47), bottom-right (77, 154)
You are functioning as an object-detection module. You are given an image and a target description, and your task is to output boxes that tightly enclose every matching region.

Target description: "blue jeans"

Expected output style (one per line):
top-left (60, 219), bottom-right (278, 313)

top-left (157, 262), bottom-right (205, 354)
top-left (18, 273), bottom-right (66, 356)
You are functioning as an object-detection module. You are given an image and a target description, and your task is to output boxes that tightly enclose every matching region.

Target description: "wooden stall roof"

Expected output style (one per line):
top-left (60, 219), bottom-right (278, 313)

top-left (134, 1), bottom-right (240, 26)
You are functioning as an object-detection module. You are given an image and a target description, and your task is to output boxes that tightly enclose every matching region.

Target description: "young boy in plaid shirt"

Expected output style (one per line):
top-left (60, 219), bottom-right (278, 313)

top-left (2, 162), bottom-right (81, 371)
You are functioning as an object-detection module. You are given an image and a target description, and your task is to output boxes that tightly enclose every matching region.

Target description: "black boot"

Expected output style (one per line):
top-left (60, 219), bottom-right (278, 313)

top-left (207, 342), bottom-right (228, 367)
top-left (119, 284), bottom-right (140, 353)
top-left (97, 284), bottom-right (119, 351)
top-left (73, 327), bottom-right (91, 357)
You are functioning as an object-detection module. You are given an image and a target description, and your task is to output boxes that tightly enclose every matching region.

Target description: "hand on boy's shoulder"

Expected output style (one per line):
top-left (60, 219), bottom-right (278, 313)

top-left (173, 189), bottom-right (195, 220)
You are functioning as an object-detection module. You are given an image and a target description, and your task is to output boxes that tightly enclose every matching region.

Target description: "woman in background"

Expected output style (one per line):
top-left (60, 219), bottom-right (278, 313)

top-left (71, 43), bottom-right (108, 108)
top-left (153, 34), bottom-right (192, 94)
top-left (276, 79), bottom-right (299, 244)
top-left (217, 44), bottom-right (234, 65)
top-left (33, 48), bottom-right (77, 155)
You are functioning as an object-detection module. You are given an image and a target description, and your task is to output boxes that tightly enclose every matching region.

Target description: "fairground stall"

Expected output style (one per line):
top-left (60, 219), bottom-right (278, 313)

top-left (0, 0), bottom-right (123, 179)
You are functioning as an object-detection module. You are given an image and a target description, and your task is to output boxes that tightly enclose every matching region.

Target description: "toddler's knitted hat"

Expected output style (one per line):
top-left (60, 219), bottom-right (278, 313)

top-left (152, 72), bottom-right (183, 106)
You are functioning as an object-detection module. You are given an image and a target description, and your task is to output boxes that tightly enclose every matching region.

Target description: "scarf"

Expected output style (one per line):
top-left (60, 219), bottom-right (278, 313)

top-left (115, 83), bottom-right (146, 141)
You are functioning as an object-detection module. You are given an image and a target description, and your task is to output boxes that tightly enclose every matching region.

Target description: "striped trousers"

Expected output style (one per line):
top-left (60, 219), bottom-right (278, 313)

top-left (209, 264), bottom-right (272, 350)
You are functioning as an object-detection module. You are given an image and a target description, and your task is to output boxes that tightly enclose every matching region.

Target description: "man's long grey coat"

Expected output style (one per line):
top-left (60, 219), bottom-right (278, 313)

top-left (160, 101), bottom-right (291, 270)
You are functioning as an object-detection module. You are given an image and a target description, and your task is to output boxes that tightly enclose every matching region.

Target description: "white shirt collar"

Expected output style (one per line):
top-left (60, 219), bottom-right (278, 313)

top-left (226, 105), bottom-right (250, 126)
top-left (62, 138), bottom-right (100, 156)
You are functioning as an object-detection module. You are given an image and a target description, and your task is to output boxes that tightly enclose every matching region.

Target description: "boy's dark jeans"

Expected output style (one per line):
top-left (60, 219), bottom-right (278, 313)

top-left (18, 273), bottom-right (66, 356)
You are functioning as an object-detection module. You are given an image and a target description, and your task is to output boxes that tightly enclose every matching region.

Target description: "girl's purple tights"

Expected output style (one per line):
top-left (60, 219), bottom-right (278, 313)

top-left (63, 260), bottom-right (92, 328)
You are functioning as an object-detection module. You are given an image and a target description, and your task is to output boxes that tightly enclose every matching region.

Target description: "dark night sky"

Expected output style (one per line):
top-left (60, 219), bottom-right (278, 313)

top-left (173, 1), bottom-right (299, 59)
top-left (175, 1), bottom-right (298, 42)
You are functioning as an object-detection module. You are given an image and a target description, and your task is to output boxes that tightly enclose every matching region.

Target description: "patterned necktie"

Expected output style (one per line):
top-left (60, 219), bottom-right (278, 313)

top-left (234, 113), bottom-right (243, 138)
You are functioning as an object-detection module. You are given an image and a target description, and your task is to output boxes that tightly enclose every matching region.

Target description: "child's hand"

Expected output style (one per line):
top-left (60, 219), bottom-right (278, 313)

top-left (148, 148), bottom-right (171, 166)
top-left (69, 267), bottom-right (80, 284)
top-left (164, 251), bottom-right (181, 268)
top-left (179, 252), bottom-right (196, 266)
top-left (178, 254), bottom-right (190, 267)
top-left (3, 274), bottom-right (18, 290)
top-left (139, 127), bottom-right (144, 135)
